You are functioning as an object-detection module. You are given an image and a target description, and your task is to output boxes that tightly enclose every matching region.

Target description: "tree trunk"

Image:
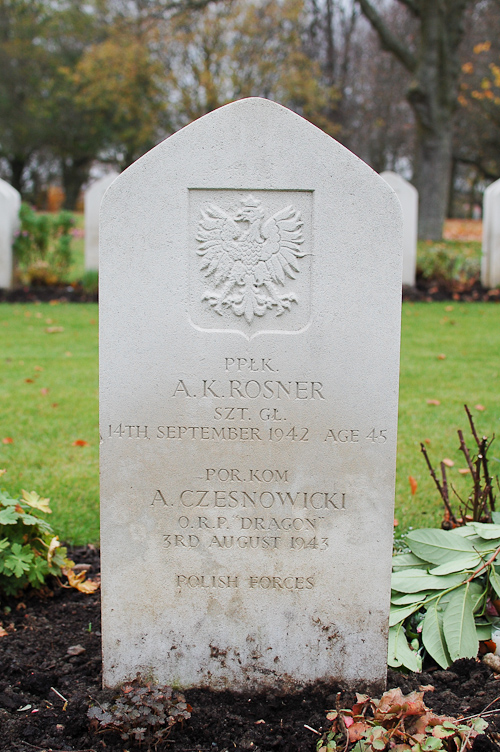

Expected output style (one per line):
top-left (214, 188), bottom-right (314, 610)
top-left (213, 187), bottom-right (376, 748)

top-left (9, 156), bottom-right (26, 194)
top-left (61, 157), bottom-right (91, 210)
top-left (413, 125), bottom-right (453, 239)
top-left (358, 0), bottom-right (470, 240)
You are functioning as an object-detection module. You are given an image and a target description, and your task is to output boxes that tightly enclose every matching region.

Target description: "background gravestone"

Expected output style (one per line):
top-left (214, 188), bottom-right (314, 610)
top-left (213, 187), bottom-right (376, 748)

top-left (481, 178), bottom-right (500, 289)
top-left (100, 98), bottom-right (403, 692)
top-left (84, 172), bottom-right (119, 271)
top-left (381, 171), bottom-right (418, 287)
top-left (0, 178), bottom-right (21, 289)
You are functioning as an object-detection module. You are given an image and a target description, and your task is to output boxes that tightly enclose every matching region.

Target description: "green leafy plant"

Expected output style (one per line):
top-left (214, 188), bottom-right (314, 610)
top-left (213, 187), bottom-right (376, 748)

top-left (389, 522), bottom-right (500, 671)
top-left (0, 485), bottom-right (71, 596)
top-left (87, 677), bottom-right (192, 747)
top-left (417, 242), bottom-right (480, 289)
top-left (13, 203), bottom-right (75, 285)
top-left (80, 269), bottom-right (99, 295)
top-left (317, 688), bottom-right (487, 752)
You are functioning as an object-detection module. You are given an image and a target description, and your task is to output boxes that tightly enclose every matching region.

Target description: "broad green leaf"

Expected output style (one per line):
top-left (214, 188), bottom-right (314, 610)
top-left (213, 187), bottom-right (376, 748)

top-left (0, 491), bottom-right (18, 507)
top-left (470, 523), bottom-right (500, 541)
top-left (406, 529), bottom-right (476, 565)
top-left (392, 552), bottom-right (427, 570)
top-left (470, 717), bottom-right (489, 733)
top-left (450, 526), bottom-right (477, 537)
top-left (492, 512), bottom-right (500, 525)
top-left (0, 507), bottom-right (19, 525)
top-left (443, 584), bottom-right (479, 661)
top-left (422, 602), bottom-right (452, 669)
top-left (389, 602), bottom-right (422, 627)
top-left (4, 543), bottom-right (34, 578)
top-left (469, 580), bottom-right (486, 613)
top-left (388, 624), bottom-right (422, 672)
top-left (21, 490), bottom-right (51, 514)
top-left (391, 591), bottom-right (431, 606)
top-left (0, 538), bottom-right (10, 551)
top-left (489, 566), bottom-right (500, 599)
top-left (476, 622), bottom-right (492, 641)
top-left (429, 554), bottom-right (481, 576)
top-left (392, 569), bottom-right (465, 593)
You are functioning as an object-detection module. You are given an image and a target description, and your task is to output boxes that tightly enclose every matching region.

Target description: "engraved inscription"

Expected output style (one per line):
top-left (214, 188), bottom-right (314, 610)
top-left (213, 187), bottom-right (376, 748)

top-left (175, 574), bottom-right (315, 590)
top-left (196, 195), bottom-right (305, 323)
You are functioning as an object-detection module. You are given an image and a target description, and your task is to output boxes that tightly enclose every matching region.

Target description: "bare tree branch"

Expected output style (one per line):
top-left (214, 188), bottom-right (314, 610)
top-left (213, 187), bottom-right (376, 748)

top-left (357, 0), bottom-right (417, 72)
top-left (395, 0), bottom-right (421, 17)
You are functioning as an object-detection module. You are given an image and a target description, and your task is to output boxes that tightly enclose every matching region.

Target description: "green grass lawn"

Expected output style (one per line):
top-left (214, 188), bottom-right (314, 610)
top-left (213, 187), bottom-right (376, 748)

top-left (0, 301), bottom-right (499, 545)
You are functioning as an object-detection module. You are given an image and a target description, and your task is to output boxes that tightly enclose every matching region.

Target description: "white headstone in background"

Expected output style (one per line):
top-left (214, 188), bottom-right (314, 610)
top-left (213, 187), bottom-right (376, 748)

top-left (0, 178), bottom-right (21, 289)
top-left (84, 172), bottom-right (119, 271)
top-left (481, 178), bottom-right (500, 289)
top-left (381, 171), bottom-right (418, 287)
top-left (100, 98), bottom-right (403, 692)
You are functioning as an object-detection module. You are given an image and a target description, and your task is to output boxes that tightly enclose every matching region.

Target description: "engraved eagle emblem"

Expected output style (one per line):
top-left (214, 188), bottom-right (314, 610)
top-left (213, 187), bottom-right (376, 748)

top-left (196, 195), bottom-right (305, 324)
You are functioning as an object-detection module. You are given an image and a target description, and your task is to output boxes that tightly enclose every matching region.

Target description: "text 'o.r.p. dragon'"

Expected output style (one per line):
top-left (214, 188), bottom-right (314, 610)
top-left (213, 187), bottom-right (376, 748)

top-left (196, 196), bottom-right (305, 324)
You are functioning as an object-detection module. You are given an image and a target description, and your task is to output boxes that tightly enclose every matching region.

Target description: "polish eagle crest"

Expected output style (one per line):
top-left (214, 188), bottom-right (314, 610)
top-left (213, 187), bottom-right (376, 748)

top-left (196, 195), bottom-right (305, 324)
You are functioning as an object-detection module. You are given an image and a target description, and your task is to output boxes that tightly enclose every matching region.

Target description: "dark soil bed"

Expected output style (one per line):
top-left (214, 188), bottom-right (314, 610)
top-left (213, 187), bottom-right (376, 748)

top-left (1, 547), bottom-right (500, 752)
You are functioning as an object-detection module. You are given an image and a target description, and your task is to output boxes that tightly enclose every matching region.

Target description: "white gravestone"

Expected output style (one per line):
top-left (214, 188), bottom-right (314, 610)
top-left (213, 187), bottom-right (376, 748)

top-left (481, 178), bottom-right (500, 289)
top-left (381, 171), bottom-right (418, 287)
top-left (0, 178), bottom-right (21, 289)
top-left (84, 172), bottom-right (119, 271)
top-left (100, 98), bottom-right (403, 692)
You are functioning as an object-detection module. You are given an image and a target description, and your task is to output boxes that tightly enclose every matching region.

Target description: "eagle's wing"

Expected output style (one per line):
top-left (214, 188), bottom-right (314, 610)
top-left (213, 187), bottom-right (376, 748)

top-left (260, 205), bottom-right (305, 285)
top-left (196, 204), bottom-right (242, 286)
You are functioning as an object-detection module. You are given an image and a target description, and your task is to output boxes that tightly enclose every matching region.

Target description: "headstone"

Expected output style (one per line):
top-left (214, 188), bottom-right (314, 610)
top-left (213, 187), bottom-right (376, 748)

top-left (84, 172), bottom-right (119, 271)
top-left (481, 178), bottom-right (500, 289)
top-left (100, 98), bottom-right (403, 692)
top-left (0, 178), bottom-right (21, 289)
top-left (381, 171), bottom-right (418, 287)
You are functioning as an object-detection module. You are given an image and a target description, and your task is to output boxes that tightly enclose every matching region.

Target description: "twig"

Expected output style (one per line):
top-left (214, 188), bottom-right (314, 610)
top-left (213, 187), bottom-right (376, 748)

top-left (466, 544), bottom-right (500, 583)
top-left (305, 724), bottom-right (321, 735)
top-left (50, 686), bottom-right (68, 703)
top-left (420, 442), bottom-right (457, 525)
top-left (465, 404), bottom-right (481, 448)
top-left (458, 429), bottom-right (477, 481)
top-left (473, 694), bottom-right (500, 716)
top-left (336, 692), bottom-right (350, 752)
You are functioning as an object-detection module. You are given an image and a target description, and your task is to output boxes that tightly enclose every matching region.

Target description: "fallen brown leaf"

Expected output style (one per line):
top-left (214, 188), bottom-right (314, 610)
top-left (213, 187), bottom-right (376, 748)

top-left (475, 404), bottom-right (485, 411)
top-left (2, 437), bottom-right (13, 444)
top-left (72, 440), bottom-right (89, 447)
top-left (458, 468), bottom-right (470, 475)
top-left (40, 387), bottom-right (49, 395)
top-left (409, 476), bottom-right (418, 495)
top-left (437, 354), bottom-right (446, 360)
top-left (25, 378), bottom-right (34, 383)
top-left (426, 399), bottom-right (441, 406)
top-left (442, 458), bottom-right (454, 467)
top-left (45, 326), bottom-right (64, 334)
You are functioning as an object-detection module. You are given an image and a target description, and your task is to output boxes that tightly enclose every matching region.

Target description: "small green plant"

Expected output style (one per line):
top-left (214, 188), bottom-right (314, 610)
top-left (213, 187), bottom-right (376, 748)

top-left (0, 484), bottom-right (72, 596)
top-left (389, 521), bottom-right (500, 671)
top-left (13, 203), bottom-right (75, 285)
top-left (317, 688), bottom-right (487, 752)
top-left (80, 269), bottom-right (99, 295)
top-left (417, 242), bottom-right (480, 288)
top-left (87, 677), bottom-right (192, 747)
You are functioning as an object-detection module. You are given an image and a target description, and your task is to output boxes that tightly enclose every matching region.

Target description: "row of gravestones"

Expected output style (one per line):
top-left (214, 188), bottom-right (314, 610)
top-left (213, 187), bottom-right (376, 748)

top-left (1, 165), bottom-right (499, 292)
